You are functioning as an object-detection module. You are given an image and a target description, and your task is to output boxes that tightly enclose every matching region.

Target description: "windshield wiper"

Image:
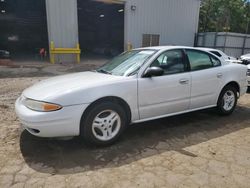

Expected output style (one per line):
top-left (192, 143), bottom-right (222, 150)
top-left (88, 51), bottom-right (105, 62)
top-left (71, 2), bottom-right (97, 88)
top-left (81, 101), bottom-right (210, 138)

top-left (96, 69), bottom-right (112, 75)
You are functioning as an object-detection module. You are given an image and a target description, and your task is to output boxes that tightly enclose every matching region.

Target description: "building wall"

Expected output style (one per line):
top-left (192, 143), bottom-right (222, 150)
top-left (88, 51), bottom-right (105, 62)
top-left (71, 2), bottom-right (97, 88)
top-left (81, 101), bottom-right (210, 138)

top-left (45, 0), bottom-right (79, 62)
top-left (124, 0), bottom-right (200, 48)
top-left (46, 0), bottom-right (78, 48)
top-left (45, 0), bottom-right (200, 62)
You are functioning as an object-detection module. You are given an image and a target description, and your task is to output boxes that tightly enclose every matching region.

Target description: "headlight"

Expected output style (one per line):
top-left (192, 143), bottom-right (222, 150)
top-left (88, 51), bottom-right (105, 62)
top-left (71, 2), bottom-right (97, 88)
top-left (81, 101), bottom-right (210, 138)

top-left (23, 98), bottom-right (62, 112)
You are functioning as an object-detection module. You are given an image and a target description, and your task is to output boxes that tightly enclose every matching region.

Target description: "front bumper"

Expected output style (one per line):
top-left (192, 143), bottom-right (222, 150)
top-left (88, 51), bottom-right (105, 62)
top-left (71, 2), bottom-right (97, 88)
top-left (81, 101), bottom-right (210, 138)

top-left (15, 97), bottom-right (89, 137)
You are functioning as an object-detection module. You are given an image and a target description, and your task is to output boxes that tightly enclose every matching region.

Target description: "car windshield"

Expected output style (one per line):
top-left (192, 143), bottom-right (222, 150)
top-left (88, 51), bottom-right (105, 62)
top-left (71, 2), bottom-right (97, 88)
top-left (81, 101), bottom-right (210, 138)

top-left (96, 50), bottom-right (157, 76)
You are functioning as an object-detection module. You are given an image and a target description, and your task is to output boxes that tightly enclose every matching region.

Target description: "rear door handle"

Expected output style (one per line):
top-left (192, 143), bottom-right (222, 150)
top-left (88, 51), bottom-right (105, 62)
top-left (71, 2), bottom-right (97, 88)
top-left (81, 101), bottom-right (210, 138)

top-left (179, 79), bottom-right (189, 85)
top-left (217, 73), bottom-right (223, 78)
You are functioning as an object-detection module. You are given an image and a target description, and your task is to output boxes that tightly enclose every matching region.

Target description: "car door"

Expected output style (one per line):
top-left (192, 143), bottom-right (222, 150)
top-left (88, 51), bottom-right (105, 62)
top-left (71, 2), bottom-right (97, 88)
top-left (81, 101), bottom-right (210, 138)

top-left (138, 49), bottom-right (191, 120)
top-left (186, 49), bottom-right (224, 109)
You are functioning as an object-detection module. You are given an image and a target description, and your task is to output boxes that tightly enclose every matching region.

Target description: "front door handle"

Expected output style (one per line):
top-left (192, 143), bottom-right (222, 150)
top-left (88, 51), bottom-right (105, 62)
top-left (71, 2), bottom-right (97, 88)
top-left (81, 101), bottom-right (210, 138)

top-left (179, 79), bottom-right (189, 85)
top-left (217, 73), bottom-right (223, 78)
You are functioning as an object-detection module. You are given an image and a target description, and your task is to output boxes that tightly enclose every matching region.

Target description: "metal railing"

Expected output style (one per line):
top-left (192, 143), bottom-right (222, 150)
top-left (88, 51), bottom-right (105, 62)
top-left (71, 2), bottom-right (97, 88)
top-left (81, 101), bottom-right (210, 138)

top-left (49, 41), bottom-right (81, 64)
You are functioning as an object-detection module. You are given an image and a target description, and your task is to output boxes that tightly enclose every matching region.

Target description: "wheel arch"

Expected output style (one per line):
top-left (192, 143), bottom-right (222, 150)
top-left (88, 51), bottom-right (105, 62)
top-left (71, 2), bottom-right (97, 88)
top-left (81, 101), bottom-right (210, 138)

top-left (80, 96), bottom-right (132, 130)
top-left (217, 81), bottom-right (240, 104)
top-left (223, 81), bottom-right (240, 95)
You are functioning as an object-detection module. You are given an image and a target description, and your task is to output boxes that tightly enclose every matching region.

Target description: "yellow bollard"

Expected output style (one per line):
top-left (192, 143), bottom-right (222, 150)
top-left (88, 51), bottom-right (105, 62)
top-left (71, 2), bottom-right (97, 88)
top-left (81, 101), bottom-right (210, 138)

top-left (49, 41), bottom-right (81, 64)
top-left (50, 41), bottom-right (55, 64)
top-left (76, 43), bottom-right (80, 64)
top-left (127, 42), bottom-right (133, 51)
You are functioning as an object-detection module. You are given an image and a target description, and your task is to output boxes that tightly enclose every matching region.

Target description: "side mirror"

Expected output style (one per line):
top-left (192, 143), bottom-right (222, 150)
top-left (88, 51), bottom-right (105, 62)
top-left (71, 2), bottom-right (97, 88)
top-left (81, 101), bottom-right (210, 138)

top-left (144, 67), bottom-right (164, 77)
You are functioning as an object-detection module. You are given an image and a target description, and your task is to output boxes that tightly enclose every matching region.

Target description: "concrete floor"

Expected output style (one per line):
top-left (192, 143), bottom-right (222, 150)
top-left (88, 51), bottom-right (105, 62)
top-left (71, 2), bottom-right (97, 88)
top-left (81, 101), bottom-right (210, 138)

top-left (0, 57), bottom-right (108, 78)
top-left (0, 62), bottom-right (250, 188)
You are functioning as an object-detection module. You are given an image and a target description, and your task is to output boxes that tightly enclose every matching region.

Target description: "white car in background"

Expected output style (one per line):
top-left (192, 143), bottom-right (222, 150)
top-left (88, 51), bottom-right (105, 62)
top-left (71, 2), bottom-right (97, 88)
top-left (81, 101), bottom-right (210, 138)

top-left (247, 64), bottom-right (250, 87)
top-left (15, 46), bottom-right (248, 145)
top-left (196, 47), bottom-right (242, 64)
top-left (240, 53), bottom-right (250, 87)
top-left (240, 53), bottom-right (250, 64)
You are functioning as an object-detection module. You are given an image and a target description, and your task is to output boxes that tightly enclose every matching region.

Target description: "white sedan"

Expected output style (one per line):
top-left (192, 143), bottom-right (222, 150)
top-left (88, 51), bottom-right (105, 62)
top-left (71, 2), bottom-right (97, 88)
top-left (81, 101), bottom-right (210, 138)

top-left (240, 53), bottom-right (250, 87)
top-left (15, 46), bottom-right (248, 145)
top-left (241, 53), bottom-right (250, 63)
top-left (196, 47), bottom-right (242, 64)
top-left (248, 65), bottom-right (250, 87)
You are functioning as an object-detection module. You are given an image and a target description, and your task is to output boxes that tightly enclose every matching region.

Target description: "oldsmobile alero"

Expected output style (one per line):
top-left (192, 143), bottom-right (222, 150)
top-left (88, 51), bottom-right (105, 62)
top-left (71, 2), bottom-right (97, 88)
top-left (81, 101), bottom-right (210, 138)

top-left (15, 46), bottom-right (248, 145)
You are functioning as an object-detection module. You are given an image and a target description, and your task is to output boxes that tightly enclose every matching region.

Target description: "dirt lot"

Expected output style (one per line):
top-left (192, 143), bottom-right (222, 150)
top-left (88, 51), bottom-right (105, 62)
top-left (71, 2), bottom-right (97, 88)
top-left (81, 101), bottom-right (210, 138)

top-left (0, 64), bottom-right (250, 187)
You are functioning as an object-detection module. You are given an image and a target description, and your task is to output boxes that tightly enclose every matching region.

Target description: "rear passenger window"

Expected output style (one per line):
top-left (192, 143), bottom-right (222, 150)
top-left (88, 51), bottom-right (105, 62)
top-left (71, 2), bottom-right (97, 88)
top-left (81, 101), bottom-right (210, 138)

top-left (210, 55), bottom-right (221, 67)
top-left (186, 50), bottom-right (213, 71)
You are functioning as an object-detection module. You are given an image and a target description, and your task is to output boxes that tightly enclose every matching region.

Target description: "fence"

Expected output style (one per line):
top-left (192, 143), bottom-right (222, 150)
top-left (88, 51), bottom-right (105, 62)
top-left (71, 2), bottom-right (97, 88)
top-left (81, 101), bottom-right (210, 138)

top-left (195, 32), bottom-right (250, 58)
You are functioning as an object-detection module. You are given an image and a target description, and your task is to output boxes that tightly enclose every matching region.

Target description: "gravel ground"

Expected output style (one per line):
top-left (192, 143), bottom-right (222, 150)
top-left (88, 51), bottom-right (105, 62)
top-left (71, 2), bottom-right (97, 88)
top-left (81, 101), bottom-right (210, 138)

top-left (0, 76), bottom-right (250, 188)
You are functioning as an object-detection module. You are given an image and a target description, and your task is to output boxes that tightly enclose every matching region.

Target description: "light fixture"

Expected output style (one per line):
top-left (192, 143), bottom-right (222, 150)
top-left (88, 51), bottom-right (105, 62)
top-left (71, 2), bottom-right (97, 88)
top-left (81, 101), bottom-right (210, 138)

top-left (99, 14), bottom-right (105, 18)
top-left (118, 9), bottom-right (124, 12)
top-left (131, 5), bottom-right (136, 11)
top-left (1, 10), bottom-right (6, 13)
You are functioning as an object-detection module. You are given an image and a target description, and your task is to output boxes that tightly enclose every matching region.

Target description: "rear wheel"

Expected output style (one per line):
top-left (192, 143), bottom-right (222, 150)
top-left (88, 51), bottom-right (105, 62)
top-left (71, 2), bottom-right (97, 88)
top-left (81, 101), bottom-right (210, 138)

top-left (80, 101), bottom-right (127, 145)
top-left (217, 86), bottom-right (237, 115)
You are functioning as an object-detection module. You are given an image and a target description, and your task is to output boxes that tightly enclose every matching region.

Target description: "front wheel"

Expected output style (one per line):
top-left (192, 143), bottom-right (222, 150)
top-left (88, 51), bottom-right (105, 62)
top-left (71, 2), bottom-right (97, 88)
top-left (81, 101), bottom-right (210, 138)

top-left (217, 86), bottom-right (237, 115)
top-left (80, 101), bottom-right (127, 146)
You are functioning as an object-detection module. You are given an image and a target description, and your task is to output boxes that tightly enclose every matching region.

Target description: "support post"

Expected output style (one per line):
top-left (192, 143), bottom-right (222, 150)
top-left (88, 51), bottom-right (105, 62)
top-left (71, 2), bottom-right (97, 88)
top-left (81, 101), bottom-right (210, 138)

top-left (127, 42), bottom-right (132, 51)
top-left (223, 33), bottom-right (228, 52)
top-left (213, 32), bottom-right (218, 48)
top-left (76, 43), bottom-right (80, 64)
top-left (50, 41), bottom-right (55, 64)
top-left (242, 35), bottom-right (247, 55)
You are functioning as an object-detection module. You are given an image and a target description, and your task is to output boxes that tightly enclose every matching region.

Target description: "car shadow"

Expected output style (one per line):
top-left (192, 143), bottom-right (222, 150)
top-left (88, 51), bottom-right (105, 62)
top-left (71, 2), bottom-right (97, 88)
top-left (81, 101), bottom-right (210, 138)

top-left (20, 105), bottom-right (250, 175)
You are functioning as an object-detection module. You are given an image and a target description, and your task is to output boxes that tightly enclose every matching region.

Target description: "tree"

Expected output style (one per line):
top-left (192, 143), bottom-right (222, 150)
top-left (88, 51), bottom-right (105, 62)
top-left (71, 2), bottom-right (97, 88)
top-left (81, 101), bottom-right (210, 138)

top-left (199, 0), bottom-right (250, 34)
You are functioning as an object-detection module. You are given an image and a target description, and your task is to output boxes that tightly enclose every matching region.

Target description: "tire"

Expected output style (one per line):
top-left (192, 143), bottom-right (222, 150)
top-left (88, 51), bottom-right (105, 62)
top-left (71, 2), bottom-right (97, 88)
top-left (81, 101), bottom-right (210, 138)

top-left (80, 101), bottom-right (127, 146)
top-left (217, 85), bottom-right (238, 115)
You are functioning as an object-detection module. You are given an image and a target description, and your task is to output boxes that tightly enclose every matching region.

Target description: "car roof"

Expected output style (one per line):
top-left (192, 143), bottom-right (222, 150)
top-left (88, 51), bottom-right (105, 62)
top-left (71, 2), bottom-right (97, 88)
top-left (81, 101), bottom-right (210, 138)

top-left (134, 46), bottom-right (202, 51)
top-left (195, 47), bottom-right (224, 53)
top-left (133, 46), bottom-right (227, 65)
top-left (196, 47), bottom-right (218, 50)
top-left (133, 46), bottom-right (224, 57)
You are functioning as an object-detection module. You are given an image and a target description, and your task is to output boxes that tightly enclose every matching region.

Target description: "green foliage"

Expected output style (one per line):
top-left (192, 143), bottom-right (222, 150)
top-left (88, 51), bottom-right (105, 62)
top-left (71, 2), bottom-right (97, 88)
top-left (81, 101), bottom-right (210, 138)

top-left (199, 0), bottom-right (250, 34)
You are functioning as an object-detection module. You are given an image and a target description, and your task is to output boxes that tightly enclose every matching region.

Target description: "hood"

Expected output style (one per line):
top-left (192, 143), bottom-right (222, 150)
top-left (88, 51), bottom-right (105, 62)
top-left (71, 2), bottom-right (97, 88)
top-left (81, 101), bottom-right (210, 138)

top-left (23, 71), bottom-right (126, 101)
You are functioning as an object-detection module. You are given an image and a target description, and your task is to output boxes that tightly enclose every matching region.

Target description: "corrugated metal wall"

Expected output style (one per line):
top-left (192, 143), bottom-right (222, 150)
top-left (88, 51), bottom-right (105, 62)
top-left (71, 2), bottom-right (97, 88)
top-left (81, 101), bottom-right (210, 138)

top-left (124, 0), bottom-right (200, 48)
top-left (45, 0), bottom-right (200, 62)
top-left (45, 0), bottom-right (79, 62)
top-left (196, 32), bottom-right (250, 57)
top-left (46, 0), bottom-right (78, 48)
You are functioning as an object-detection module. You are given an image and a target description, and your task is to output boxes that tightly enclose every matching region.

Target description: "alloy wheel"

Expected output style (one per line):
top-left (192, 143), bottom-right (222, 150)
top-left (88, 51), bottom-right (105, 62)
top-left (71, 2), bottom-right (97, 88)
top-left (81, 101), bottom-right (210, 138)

top-left (223, 90), bottom-right (236, 111)
top-left (91, 110), bottom-right (121, 141)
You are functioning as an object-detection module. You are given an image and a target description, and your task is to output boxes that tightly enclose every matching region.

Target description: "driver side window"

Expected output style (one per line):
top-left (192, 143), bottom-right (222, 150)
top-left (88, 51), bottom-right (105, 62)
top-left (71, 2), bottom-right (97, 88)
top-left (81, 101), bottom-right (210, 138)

top-left (151, 49), bottom-right (186, 75)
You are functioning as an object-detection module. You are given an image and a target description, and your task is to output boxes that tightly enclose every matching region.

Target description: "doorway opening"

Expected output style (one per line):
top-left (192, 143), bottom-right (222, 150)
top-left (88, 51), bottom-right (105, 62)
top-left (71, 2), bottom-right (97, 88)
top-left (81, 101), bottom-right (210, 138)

top-left (0, 0), bottom-right (49, 61)
top-left (77, 0), bottom-right (125, 57)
